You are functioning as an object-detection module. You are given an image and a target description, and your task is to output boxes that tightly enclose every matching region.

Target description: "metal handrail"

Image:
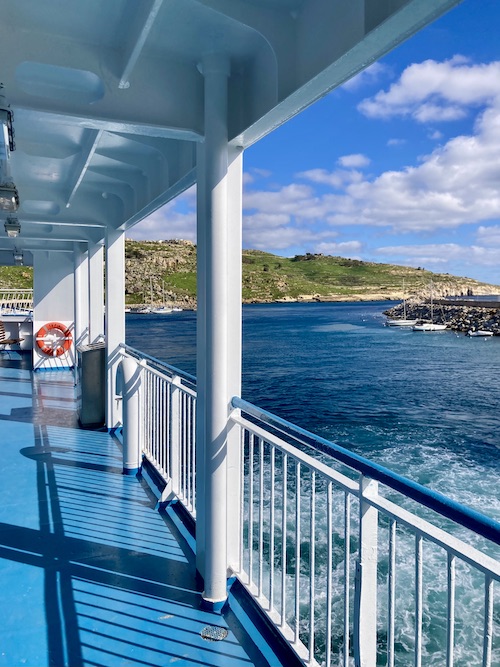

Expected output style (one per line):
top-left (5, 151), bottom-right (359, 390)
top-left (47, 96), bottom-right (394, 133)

top-left (231, 396), bottom-right (500, 546)
top-left (119, 343), bottom-right (196, 384)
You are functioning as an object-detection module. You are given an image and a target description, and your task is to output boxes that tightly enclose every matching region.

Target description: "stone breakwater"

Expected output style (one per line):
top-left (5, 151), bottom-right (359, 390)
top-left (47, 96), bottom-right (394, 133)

top-left (384, 302), bottom-right (500, 334)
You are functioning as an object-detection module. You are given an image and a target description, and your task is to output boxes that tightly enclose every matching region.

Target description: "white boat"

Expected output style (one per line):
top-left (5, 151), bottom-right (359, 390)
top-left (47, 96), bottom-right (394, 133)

top-left (386, 317), bottom-right (418, 327)
top-left (148, 281), bottom-right (181, 314)
top-left (412, 322), bottom-right (447, 332)
top-left (386, 280), bottom-right (418, 326)
top-left (412, 282), bottom-right (447, 332)
top-left (150, 306), bottom-right (173, 314)
top-left (467, 330), bottom-right (493, 337)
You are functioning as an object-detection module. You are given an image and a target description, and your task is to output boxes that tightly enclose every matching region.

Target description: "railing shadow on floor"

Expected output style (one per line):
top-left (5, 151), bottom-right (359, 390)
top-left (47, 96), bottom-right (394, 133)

top-left (0, 363), bottom-right (275, 667)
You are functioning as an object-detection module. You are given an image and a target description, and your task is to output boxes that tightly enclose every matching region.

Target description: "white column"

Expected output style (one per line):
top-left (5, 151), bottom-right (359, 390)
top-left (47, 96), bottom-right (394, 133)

top-left (226, 147), bottom-right (243, 571)
top-left (88, 242), bottom-right (105, 343)
top-left (197, 52), bottom-right (233, 608)
top-left (73, 242), bottom-right (89, 349)
top-left (196, 145), bottom-right (243, 578)
top-left (195, 139), bottom-right (207, 579)
top-left (105, 227), bottom-right (125, 429)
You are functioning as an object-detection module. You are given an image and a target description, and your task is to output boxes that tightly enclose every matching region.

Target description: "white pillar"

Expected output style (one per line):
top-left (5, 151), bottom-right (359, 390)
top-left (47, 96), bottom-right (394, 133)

top-left (197, 52), bottom-right (234, 608)
top-left (88, 242), bottom-right (105, 343)
top-left (226, 147), bottom-right (243, 571)
top-left (105, 227), bottom-right (125, 429)
top-left (195, 140), bottom-right (207, 579)
top-left (73, 242), bottom-right (89, 349)
top-left (196, 144), bottom-right (243, 579)
top-left (121, 356), bottom-right (142, 475)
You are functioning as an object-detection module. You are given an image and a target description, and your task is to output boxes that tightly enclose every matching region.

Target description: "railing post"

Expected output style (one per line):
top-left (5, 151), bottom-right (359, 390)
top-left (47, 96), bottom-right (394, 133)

top-left (170, 375), bottom-right (182, 496)
top-left (121, 356), bottom-right (142, 475)
top-left (354, 476), bottom-right (379, 667)
top-left (227, 407), bottom-right (241, 572)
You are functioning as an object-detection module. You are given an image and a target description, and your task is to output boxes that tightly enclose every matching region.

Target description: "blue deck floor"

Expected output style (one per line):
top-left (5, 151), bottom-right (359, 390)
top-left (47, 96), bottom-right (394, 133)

top-left (0, 355), bottom-right (284, 667)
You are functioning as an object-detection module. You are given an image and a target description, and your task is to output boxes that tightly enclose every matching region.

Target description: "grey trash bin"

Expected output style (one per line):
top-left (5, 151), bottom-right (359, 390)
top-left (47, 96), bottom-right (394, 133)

top-left (77, 342), bottom-right (106, 427)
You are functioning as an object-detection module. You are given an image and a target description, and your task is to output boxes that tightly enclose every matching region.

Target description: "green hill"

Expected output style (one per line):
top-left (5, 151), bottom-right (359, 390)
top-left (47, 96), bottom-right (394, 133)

top-left (124, 240), bottom-right (499, 306)
top-left (2, 239), bottom-right (498, 307)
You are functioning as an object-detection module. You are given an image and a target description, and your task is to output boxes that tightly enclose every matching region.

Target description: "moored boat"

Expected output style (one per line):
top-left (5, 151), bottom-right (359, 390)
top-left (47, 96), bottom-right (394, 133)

top-left (412, 282), bottom-right (447, 332)
top-left (150, 306), bottom-right (173, 314)
top-left (385, 280), bottom-right (418, 326)
top-left (412, 322), bottom-right (447, 331)
top-left (467, 329), bottom-right (494, 337)
top-left (386, 317), bottom-right (418, 327)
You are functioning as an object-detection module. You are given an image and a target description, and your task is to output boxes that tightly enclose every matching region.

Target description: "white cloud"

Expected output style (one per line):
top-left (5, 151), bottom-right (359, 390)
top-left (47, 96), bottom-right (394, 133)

top-left (244, 212), bottom-right (291, 229)
top-left (325, 98), bottom-right (500, 232)
top-left (387, 138), bottom-right (406, 147)
top-left (252, 167), bottom-right (272, 179)
top-left (341, 62), bottom-right (389, 91)
top-left (338, 153), bottom-right (370, 168)
top-left (375, 243), bottom-right (500, 269)
top-left (244, 183), bottom-right (326, 220)
top-left (243, 225), bottom-right (335, 252)
top-left (296, 168), bottom-right (364, 189)
top-left (127, 208), bottom-right (196, 242)
top-left (244, 168), bottom-right (272, 185)
top-left (476, 225), bottom-right (500, 246)
top-left (428, 130), bottom-right (443, 141)
top-left (314, 241), bottom-right (363, 256)
top-left (244, 93), bottom-right (500, 238)
top-left (127, 186), bottom-right (196, 241)
top-left (358, 57), bottom-right (500, 123)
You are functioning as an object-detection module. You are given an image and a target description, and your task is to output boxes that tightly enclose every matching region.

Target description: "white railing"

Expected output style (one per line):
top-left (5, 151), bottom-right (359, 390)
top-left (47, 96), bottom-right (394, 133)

top-left (116, 348), bottom-right (500, 667)
top-left (119, 345), bottom-right (196, 517)
top-left (0, 288), bottom-right (33, 313)
top-left (230, 398), bottom-right (500, 667)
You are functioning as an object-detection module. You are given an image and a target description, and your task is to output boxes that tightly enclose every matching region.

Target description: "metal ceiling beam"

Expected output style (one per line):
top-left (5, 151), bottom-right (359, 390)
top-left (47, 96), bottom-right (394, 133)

top-left (66, 130), bottom-right (104, 208)
top-left (119, 0), bottom-right (165, 90)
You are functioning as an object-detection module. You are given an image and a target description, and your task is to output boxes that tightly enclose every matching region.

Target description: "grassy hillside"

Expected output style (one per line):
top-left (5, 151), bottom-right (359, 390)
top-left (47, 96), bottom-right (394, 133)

top-left (0, 266), bottom-right (34, 289)
top-left (125, 240), bottom-right (500, 305)
top-left (2, 240), bottom-right (498, 305)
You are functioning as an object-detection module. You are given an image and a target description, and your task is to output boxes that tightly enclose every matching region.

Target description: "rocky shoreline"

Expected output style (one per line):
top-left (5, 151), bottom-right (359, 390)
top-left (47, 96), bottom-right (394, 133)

top-left (384, 301), bottom-right (500, 334)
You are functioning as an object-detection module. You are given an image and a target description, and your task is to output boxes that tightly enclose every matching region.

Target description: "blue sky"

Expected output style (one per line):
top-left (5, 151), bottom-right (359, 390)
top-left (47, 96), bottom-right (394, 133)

top-left (129, 0), bottom-right (500, 285)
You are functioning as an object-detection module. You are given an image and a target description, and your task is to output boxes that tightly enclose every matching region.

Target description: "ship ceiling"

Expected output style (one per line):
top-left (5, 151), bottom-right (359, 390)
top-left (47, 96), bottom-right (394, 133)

top-left (0, 0), bottom-right (461, 256)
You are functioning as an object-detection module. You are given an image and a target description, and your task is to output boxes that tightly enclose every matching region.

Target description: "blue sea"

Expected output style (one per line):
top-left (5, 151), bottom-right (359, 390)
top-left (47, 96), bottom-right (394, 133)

top-left (126, 300), bottom-right (500, 521)
top-left (126, 301), bottom-right (500, 665)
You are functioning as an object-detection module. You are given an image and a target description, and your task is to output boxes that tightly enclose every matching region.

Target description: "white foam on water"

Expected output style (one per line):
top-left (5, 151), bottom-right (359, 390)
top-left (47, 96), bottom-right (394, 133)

top-left (243, 437), bottom-right (499, 667)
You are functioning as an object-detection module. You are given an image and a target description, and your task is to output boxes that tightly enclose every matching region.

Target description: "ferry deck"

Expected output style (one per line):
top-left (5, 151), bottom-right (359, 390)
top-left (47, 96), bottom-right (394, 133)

top-left (0, 2), bottom-right (498, 666)
top-left (0, 354), bottom-right (289, 667)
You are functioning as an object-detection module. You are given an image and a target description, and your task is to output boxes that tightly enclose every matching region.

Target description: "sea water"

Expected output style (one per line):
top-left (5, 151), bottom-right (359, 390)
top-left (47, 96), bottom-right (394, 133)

top-left (127, 301), bottom-right (500, 515)
top-left (126, 301), bottom-right (500, 665)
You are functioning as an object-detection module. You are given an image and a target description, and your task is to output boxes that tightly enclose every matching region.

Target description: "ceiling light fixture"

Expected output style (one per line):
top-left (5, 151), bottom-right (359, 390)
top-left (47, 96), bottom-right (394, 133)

top-left (0, 86), bottom-right (15, 152)
top-left (0, 86), bottom-right (19, 212)
top-left (0, 184), bottom-right (19, 211)
top-left (4, 215), bottom-right (20, 237)
top-left (13, 250), bottom-right (23, 266)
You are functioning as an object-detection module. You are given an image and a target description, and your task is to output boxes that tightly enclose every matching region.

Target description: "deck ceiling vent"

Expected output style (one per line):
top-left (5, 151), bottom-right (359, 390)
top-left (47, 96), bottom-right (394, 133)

top-left (4, 216), bottom-right (20, 237)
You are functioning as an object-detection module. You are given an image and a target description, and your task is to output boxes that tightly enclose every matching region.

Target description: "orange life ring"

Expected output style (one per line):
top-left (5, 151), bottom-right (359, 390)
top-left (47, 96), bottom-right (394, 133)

top-left (36, 322), bottom-right (73, 357)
